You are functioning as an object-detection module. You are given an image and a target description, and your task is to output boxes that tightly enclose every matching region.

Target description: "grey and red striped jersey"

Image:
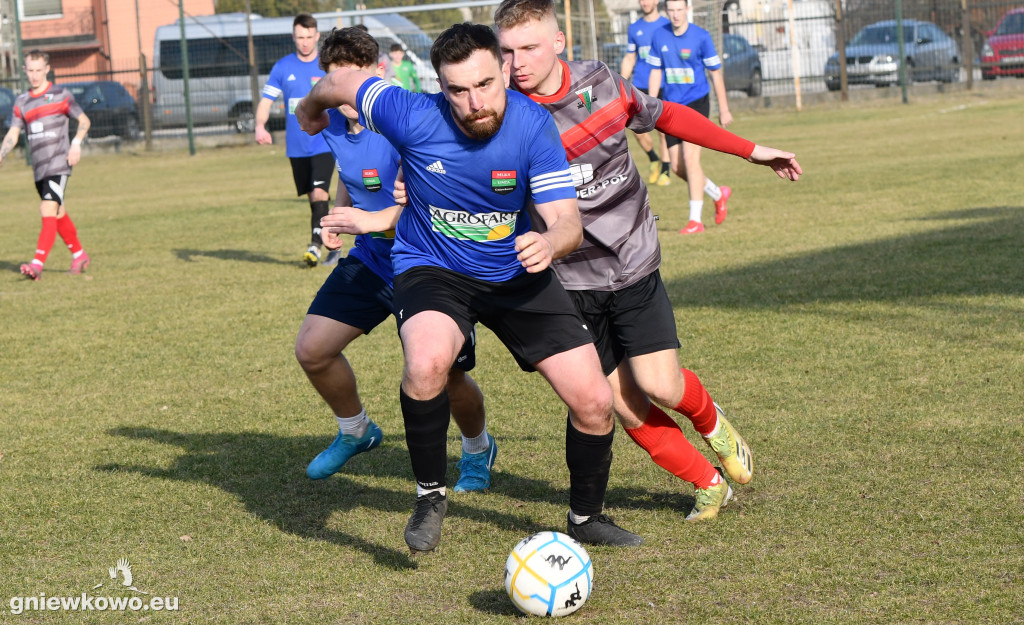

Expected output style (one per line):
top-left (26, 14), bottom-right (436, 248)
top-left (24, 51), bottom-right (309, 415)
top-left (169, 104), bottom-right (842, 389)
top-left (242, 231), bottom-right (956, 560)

top-left (10, 84), bottom-right (83, 180)
top-left (522, 59), bottom-right (664, 292)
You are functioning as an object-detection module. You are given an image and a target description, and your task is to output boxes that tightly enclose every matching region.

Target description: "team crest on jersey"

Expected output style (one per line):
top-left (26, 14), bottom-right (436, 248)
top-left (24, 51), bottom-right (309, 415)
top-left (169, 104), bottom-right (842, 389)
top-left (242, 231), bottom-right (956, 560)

top-left (679, 48), bottom-right (692, 60)
top-left (491, 170), bottom-right (517, 195)
top-left (362, 168), bottom-right (382, 192)
top-left (311, 76), bottom-right (321, 86)
top-left (430, 206), bottom-right (517, 242)
top-left (575, 86), bottom-right (596, 113)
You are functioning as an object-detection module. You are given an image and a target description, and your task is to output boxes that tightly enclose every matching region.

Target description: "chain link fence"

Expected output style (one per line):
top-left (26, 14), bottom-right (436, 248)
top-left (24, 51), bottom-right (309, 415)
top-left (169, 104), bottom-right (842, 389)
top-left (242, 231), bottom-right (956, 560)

top-left (2, 0), bottom-right (1021, 149)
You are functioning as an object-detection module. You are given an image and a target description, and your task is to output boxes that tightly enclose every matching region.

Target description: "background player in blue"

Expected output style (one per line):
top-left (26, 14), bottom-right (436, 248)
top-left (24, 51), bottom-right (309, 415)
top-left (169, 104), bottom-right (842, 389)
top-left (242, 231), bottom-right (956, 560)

top-left (255, 13), bottom-right (336, 266)
top-left (297, 22), bottom-right (643, 553)
top-left (648, 0), bottom-right (735, 234)
top-left (294, 26), bottom-right (495, 494)
top-left (620, 0), bottom-right (671, 185)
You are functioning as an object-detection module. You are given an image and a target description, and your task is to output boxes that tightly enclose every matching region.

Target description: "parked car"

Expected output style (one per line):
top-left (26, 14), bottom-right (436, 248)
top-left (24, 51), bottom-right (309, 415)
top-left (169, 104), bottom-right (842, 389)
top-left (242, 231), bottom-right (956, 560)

top-left (63, 81), bottom-right (141, 140)
top-left (825, 20), bottom-right (960, 91)
top-left (981, 7), bottom-right (1024, 80)
top-left (722, 33), bottom-right (762, 96)
top-left (1, 85), bottom-right (14, 132)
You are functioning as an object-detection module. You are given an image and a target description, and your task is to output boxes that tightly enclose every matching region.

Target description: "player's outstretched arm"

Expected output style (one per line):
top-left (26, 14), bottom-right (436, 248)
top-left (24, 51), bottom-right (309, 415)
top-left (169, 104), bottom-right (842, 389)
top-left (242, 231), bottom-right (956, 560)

top-left (296, 68), bottom-right (374, 136)
top-left (516, 198), bottom-right (583, 273)
top-left (254, 98), bottom-right (274, 144)
top-left (0, 126), bottom-right (21, 166)
top-left (321, 204), bottom-right (402, 236)
top-left (747, 145), bottom-right (802, 181)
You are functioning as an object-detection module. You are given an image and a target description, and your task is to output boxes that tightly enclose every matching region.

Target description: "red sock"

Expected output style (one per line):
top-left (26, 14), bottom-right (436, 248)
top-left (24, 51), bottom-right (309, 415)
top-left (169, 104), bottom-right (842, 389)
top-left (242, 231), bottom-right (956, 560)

top-left (56, 214), bottom-right (83, 255)
top-left (32, 216), bottom-right (58, 266)
top-left (624, 403), bottom-right (720, 489)
top-left (673, 368), bottom-right (718, 436)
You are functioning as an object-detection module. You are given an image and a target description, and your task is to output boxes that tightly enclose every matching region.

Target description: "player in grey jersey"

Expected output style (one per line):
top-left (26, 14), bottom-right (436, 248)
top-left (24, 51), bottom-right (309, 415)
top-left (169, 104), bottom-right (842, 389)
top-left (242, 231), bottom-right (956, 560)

top-left (493, 0), bottom-right (801, 521)
top-left (0, 50), bottom-right (91, 281)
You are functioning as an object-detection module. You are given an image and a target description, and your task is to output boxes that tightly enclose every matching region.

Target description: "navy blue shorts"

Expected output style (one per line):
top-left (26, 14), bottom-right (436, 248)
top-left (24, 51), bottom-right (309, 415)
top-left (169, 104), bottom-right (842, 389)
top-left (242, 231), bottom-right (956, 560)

top-left (307, 256), bottom-right (475, 370)
top-left (567, 270), bottom-right (681, 376)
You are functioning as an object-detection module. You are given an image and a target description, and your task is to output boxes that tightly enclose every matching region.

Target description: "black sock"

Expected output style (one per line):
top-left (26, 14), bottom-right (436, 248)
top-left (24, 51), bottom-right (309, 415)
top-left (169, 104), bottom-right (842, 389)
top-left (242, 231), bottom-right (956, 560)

top-left (647, 149), bottom-right (660, 162)
top-left (661, 162), bottom-right (670, 175)
top-left (400, 386), bottom-right (450, 492)
top-left (310, 200), bottom-right (330, 246)
top-left (565, 416), bottom-right (613, 517)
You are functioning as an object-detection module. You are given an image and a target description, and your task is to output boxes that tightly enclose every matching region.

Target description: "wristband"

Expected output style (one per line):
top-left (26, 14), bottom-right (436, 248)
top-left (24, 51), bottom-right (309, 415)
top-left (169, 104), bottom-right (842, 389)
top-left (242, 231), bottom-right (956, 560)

top-left (71, 138), bottom-right (82, 146)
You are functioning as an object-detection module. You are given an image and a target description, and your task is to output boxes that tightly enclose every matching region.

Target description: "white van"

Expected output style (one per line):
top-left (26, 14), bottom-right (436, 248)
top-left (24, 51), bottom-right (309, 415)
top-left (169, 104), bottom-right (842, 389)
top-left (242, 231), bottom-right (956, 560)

top-left (151, 12), bottom-right (436, 132)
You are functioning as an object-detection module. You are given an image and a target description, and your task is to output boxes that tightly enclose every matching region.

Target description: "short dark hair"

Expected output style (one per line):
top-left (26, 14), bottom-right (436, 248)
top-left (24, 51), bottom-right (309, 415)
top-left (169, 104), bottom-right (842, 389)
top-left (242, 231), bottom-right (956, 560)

top-left (294, 13), bottom-right (317, 30)
top-left (390, 43), bottom-right (404, 53)
top-left (429, 23), bottom-right (502, 75)
top-left (319, 27), bottom-right (380, 71)
top-left (24, 49), bottom-right (50, 64)
top-left (353, 24), bottom-right (368, 33)
top-left (494, 0), bottom-right (556, 31)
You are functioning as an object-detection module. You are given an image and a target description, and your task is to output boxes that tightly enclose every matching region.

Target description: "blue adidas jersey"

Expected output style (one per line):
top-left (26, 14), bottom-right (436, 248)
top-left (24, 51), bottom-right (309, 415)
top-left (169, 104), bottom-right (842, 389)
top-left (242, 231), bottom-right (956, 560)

top-left (647, 23), bottom-right (721, 105)
top-left (321, 108), bottom-right (400, 286)
top-left (262, 53), bottom-right (330, 157)
top-left (356, 77), bottom-right (576, 283)
top-left (626, 16), bottom-right (670, 90)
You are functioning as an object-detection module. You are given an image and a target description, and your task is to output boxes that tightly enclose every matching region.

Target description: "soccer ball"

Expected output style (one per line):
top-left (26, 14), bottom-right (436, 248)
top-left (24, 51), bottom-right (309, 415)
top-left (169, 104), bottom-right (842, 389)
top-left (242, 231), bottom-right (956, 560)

top-left (504, 531), bottom-right (593, 617)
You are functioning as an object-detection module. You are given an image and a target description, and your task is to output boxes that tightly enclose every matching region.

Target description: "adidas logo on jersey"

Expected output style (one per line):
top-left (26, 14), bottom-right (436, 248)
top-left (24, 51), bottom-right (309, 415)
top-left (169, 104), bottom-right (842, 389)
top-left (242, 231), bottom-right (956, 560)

top-left (287, 73), bottom-right (296, 81)
top-left (426, 160), bottom-right (447, 175)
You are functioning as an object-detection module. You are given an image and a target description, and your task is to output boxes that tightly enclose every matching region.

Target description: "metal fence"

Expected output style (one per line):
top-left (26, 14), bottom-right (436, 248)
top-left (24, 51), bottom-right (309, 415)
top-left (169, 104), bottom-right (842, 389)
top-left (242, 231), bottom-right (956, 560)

top-left (2, 0), bottom-right (1021, 148)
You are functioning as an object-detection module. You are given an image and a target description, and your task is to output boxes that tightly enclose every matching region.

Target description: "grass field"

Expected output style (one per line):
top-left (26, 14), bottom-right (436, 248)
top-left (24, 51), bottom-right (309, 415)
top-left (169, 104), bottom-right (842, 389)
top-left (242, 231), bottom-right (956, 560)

top-left (1, 90), bottom-right (1022, 625)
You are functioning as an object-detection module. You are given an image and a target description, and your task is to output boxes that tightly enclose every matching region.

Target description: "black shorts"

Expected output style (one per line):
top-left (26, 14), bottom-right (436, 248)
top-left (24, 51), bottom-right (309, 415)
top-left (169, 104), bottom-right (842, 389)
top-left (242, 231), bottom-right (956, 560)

top-left (665, 94), bottom-right (710, 149)
top-left (290, 152), bottom-right (335, 197)
top-left (567, 270), bottom-right (681, 376)
top-left (392, 266), bottom-right (593, 372)
top-left (35, 174), bottom-right (69, 204)
top-left (307, 256), bottom-right (475, 371)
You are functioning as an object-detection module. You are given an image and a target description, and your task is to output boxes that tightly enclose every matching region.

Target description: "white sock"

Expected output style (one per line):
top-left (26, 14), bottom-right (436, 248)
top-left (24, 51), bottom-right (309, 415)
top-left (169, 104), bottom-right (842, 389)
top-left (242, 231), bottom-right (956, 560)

top-left (704, 178), bottom-right (722, 201)
top-left (462, 425), bottom-right (490, 455)
top-left (688, 200), bottom-right (704, 223)
top-left (336, 409), bottom-right (369, 438)
top-left (417, 485), bottom-right (447, 498)
top-left (72, 250), bottom-right (85, 259)
top-left (703, 415), bottom-right (722, 439)
top-left (568, 510), bottom-right (591, 525)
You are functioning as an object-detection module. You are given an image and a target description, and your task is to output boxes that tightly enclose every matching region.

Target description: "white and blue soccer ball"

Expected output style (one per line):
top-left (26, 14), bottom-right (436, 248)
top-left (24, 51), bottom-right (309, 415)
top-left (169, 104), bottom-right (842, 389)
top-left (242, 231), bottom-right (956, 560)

top-left (504, 531), bottom-right (593, 617)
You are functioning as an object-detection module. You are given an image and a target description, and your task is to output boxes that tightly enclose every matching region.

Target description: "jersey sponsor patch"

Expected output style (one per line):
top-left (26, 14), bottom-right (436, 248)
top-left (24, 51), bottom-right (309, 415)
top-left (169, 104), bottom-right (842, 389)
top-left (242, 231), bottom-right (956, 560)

top-left (288, 98), bottom-right (301, 114)
top-left (362, 168), bottom-right (382, 192)
top-left (491, 170), bottom-right (517, 195)
top-left (666, 67), bottom-right (696, 84)
top-left (429, 206), bottom-right (518, 242)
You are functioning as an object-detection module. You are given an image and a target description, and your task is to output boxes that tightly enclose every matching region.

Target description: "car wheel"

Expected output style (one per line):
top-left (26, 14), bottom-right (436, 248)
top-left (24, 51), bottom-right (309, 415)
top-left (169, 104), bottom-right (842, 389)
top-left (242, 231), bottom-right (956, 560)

top-left (233, 108), bottom-right (255, 134)
top-left (982, 71), bottom-right (996, 81)
top-left (747, 68), bottom-right (762, 97)
top-left (122, 116), bottom-right (141, 141)
top-left (826, 81), bottom-right (840, 92)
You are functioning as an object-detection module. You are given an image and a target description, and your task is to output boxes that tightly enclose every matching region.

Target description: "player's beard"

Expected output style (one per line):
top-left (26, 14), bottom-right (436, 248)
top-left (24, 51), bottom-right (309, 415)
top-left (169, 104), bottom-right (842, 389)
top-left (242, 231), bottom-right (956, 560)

top-left (460, 106), bottom-right (506, 140)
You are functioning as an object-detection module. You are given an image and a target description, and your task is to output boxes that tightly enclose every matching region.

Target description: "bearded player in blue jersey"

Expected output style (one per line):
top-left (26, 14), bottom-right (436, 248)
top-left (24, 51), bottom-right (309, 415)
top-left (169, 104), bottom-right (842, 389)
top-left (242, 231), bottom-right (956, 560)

top-left (295, 27), bottom-right (495, 496)
top-left (297, 23), bottom-right (642, 553)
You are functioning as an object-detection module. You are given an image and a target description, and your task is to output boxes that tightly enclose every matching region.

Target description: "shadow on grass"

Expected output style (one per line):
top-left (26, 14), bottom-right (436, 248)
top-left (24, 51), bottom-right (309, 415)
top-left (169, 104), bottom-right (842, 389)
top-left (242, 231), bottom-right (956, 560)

top-left (469, 589), bottom-right (521, 616)
top-left (173, 248), bottom-right (297, 266)
top-left (664, 206), bottom-right (1024, 308)
top-left (96, 426), bottom-right (550, 570)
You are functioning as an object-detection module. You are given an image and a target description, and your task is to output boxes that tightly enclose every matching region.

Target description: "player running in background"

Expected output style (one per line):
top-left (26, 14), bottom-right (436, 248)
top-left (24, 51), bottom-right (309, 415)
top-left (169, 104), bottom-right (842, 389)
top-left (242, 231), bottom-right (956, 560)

top-left (254, 13), bottom-right (336, 267)
top-left (297, 23), bottom-right (642, 552)
top-left (386, 44), bottom-right (422, 92)
top-left (494, 0), bottom-right (800, 520)
top-left (648, 0), bottom-right (735, 234)
top-left (295, 27), bottom-right (495, 494)
top-left (0, 50), bottom-right (91, 281)
top-left (620, 0), bottom-right (671, 186)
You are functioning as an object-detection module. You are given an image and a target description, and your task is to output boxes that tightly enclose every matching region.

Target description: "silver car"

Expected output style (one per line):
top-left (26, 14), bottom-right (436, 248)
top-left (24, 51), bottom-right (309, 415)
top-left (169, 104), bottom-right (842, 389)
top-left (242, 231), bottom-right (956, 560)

top-left (825, 19), bottom-right (960, 90)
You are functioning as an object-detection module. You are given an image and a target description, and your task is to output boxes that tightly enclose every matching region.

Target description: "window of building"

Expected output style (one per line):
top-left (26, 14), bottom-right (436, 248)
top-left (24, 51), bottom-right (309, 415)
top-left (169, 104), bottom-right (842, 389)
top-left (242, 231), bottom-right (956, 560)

top-left (20, 0), bottom-right (63, 20)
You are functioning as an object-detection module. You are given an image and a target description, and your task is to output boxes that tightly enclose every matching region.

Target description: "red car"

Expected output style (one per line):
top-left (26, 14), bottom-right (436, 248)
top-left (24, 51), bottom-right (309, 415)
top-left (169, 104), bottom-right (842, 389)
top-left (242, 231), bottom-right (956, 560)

top-left (982, 7), bottom-right (1024, 79)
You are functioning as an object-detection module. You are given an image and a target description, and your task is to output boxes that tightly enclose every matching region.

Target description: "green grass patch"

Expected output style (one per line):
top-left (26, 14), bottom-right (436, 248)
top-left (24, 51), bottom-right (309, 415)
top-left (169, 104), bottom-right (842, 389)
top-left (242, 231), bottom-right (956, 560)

top-left (1, 91), bottom-right (1022, 624)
